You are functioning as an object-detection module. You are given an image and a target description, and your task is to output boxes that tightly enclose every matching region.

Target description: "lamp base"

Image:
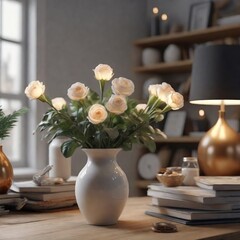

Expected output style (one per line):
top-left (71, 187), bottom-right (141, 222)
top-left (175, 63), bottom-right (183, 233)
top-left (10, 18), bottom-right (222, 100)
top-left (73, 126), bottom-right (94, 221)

top-left (198, 110), bottom-right (240, 176)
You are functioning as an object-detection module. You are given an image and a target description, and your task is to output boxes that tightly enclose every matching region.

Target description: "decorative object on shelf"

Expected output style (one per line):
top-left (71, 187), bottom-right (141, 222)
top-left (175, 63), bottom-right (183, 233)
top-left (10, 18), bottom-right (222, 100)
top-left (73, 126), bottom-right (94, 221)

top-left (25, 64), bottom-right (184, 224)
top-left (142, 47), bottom-right (161, 66)
top-left (190, 44), bottom-right (240, 176)
top-left (182, 157), bottom-right (199, 186)
top-left (134, 24), bottom-right (240, 74)
top-left (142, 76), bottom-right (163, 100)
top-left (192, 109), bottom-right (209, 132)
top-left (163, 44), bottom-right (181, 63)
top-left (0, 107), bottom-right (27, 194)
top-left (138, 153), bottom-right (160, 180)
top-left (150, 7), bottom-right (160, 36)
top-left (188, 1), bottom-right (214, 31)
top-left (33, 165), bottom-right (64, 186)
top-left (75, 148), bottom-right (128, 225)
top-left (49, 137), bottom-right (71, 180)
top-left (160, 13), bottom-right (169, 35)
top-left (169, 23), bottom-right (183, 34)
top-left (157, 147), bottom-right (171, 169)
top-left (164, 111), bottom-right (187, 137)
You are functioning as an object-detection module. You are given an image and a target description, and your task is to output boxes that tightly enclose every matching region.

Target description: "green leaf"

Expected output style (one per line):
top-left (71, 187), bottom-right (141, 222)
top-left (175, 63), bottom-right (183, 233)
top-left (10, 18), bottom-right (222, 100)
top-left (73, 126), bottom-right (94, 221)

top-left (104, 128), bottom-right (119, 140)
top-left (0, 107), bottom-right (28, 140)
top-left (61, 140), bottom-right (80, 158)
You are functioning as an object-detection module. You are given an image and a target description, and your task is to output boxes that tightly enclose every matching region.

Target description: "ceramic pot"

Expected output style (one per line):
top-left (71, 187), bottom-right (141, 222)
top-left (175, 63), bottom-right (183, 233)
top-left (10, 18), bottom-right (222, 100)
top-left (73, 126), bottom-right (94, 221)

top-left (49, 137), bottom-right (71, 180)
top-left (75, 148), bottom-right (129, 225)
top-left (0, 145), bottom-right (13, 194)
top-left (142, 48), bottom-right (161, 66)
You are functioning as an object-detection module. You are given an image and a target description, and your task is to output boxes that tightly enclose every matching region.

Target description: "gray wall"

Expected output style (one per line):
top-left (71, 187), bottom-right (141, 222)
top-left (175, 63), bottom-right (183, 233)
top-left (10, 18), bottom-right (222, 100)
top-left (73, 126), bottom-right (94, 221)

top-left (35, 0), bottom-right (148, 196)
top-left (34, 0), bottom-right (240, 196)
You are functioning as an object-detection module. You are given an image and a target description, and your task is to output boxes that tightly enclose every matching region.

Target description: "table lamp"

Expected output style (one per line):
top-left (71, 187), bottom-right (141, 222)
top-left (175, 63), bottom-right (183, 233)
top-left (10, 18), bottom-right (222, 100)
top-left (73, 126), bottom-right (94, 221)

top-left (189, 44), bottom-right (240, 176)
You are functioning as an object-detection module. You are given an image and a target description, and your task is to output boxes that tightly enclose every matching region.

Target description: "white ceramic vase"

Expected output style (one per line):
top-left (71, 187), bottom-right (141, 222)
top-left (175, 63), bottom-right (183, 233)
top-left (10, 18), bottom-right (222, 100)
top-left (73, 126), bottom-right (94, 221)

top-left (48, 137), bottom-right (71, 180)
top-left (75, 148), bottom-right (129, 225)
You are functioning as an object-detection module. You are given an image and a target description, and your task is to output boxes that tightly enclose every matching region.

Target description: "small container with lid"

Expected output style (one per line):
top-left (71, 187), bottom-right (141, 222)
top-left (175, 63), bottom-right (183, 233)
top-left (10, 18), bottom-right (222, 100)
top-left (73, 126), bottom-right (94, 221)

top-left (182, 157), bottom-right (199, 186)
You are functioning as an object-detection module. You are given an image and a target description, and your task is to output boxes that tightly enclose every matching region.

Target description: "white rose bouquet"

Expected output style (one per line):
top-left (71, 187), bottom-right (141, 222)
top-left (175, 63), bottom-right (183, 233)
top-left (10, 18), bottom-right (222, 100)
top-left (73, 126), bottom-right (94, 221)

top-left (25, 64), bottom-right (184, 157)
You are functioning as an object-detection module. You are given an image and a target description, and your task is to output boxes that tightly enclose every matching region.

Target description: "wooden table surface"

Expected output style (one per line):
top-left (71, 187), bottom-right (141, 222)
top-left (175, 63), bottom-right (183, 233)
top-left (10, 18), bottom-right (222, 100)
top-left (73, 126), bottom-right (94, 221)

top-left (1, 197), bottom-right (240, 240)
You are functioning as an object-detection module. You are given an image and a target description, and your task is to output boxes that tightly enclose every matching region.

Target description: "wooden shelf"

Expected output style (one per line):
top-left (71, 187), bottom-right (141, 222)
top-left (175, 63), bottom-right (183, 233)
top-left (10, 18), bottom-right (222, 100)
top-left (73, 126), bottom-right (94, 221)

top-left (134, 24), bottom-right (240, 47)
top-left (134, 59), bottom-right (192, 74)
top-left (154, 136), bottom-right (201, 144)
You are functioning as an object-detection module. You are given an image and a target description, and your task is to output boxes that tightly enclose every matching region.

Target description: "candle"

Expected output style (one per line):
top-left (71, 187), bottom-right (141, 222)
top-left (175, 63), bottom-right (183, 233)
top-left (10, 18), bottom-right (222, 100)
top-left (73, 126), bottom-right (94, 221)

top-left (199, 109), bottom-right (205, 119)
top-left (160, 13), bottom-right (169, 35)
top-left (193, 109), bottom-right (209, 132)
top-left (150, 7), bottom-right (159, 36)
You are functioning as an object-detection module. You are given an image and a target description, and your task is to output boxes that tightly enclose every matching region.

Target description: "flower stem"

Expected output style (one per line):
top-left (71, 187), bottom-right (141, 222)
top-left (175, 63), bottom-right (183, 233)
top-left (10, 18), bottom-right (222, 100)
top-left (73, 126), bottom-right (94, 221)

top-left (99, 80), bottom-right (106, 101)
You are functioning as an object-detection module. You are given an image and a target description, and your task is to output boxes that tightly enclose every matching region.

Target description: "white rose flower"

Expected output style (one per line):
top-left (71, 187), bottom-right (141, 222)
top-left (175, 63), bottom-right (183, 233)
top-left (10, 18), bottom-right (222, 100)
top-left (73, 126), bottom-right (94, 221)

top-left (148, 84), bottom-right (159, 97)
top-left (166, 92), bottom-right (184, 110)
top-left (156, 82), bottom-right (175, 102)
top-left (88, 104), bottom-right (108, 124)
top-left (52, 97), bottom-right (66, 111)
top-left (67, 82), bottom-right (89, 101)
top-left (25, 80), bottom-right (45, 100)
top-left (106, 95), bottom-right (127, 115)
top-left (93, 64), bottom-right (114, 81)
top-left (111, 77), bottom-right (135, 96)
top-left (135, 104), bottom-right (147, 112)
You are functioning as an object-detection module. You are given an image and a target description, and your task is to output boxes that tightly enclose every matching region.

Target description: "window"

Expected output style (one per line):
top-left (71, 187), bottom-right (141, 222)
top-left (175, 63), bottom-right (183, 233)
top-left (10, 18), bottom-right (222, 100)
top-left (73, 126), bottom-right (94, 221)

top-left (0, 0), bottom-right (28, 167)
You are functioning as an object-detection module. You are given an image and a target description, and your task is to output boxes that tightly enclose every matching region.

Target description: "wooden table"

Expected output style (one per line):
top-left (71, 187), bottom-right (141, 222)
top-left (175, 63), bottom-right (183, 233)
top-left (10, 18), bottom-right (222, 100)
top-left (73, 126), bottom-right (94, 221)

top-left (1, 197), bottom-right (240, 240)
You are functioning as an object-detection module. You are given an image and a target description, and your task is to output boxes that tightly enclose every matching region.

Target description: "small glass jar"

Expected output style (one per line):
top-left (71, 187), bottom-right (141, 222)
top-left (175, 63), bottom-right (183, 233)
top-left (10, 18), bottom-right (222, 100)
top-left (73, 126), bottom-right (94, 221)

top-left (182, 157), bottom-right (199, 186)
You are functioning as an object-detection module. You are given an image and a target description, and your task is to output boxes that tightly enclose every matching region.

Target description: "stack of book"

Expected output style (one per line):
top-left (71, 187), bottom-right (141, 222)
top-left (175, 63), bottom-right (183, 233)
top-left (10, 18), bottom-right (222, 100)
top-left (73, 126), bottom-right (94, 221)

top-left (10, 177), bottom-right (77, 211)
top-left (0, 192), bottom-right (26, 215)
top-left (146, 176), bottom-right (240, 225)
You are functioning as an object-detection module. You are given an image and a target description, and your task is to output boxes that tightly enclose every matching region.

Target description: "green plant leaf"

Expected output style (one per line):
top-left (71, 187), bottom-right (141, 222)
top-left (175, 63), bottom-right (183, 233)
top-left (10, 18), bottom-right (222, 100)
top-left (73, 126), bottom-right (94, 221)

top-left (61, 140), bottom-right (80, 158)
top-left (0, 107), bottom-right (28, 140)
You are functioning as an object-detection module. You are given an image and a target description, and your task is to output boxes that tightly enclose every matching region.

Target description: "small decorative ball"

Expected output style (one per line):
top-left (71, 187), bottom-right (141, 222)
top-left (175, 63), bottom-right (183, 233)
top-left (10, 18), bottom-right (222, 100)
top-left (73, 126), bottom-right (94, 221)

top-left (142, 48), bottom-right (161, 66)
top-left (163, 44), bottom-right (181, 63)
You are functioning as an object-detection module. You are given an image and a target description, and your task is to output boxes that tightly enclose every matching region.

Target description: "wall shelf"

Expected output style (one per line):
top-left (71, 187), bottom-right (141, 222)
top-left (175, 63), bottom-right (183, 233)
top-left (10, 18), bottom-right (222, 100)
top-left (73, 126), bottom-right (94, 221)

top-left (134, 59), bottom-right (192, 74)
top-left (134, 24), bottom-right (240, 190)
top-left (134, 24), bottom-right (240, 47)
top-left (134, 24), bottom-right (240, 74)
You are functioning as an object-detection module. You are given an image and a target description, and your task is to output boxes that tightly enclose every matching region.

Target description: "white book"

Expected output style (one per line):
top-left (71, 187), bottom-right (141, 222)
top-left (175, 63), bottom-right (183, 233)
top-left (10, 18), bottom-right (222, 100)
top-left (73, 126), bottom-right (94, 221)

top-left (21, 191), bottom-right (76, 201)
top-left (147, 205), bottom-right (240, 221)
top-left (148, 183), bottom-right (240, 197)
top-left (24, 199), bottom-right (77, 211)
top-left (151, 197), bottom-right (234, 211)
top-left (195, 176), bottom-right (240, 191)
top-left (147, 189), bottom-right (240, 204)
top-left (11, 180), bottom-right (76, 193)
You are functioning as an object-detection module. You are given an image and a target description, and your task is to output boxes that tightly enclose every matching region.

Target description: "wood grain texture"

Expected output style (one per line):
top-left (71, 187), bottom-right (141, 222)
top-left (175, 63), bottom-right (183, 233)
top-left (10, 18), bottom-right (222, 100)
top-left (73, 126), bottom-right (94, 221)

top-left (1, 197), bottom-right (240, 240)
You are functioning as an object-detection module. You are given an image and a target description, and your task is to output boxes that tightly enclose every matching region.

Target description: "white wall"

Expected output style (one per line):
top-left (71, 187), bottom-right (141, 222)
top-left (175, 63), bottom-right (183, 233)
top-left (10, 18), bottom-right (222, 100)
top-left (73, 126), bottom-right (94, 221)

top-left (35, 0), bottom-right (148, 196)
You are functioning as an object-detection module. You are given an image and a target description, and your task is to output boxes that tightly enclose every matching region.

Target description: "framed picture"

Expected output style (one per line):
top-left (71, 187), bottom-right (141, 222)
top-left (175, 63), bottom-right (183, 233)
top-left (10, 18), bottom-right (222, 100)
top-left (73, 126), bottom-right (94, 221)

top-left (163, 111), bottom-right (187, 137)
top-left (188, 1), bottom-right (214, 31)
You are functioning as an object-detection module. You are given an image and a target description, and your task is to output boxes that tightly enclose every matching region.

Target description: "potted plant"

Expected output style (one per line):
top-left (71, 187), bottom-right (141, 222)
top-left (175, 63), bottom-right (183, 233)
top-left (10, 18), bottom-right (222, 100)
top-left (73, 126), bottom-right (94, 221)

top-left (0, 107), bottom-right (27, 194)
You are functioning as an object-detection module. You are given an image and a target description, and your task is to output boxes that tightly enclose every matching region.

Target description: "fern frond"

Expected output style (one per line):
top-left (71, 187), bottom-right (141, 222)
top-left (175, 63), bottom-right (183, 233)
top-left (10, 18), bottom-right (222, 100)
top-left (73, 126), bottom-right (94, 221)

top-left (0, 107), bottom-right (28, 140)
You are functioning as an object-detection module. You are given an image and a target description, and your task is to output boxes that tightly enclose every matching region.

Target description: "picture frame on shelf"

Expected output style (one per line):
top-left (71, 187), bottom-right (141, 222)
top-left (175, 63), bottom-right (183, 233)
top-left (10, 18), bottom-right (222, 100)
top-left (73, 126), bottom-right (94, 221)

top-left (163, 111), bottom-right (187, 137)
top-left (188, 1), bottom-right (214, 31)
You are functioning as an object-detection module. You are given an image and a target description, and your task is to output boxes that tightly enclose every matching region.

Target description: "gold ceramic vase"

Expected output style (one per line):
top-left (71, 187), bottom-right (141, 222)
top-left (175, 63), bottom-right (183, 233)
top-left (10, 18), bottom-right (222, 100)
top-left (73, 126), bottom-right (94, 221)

top-left (198, 111), bottom-right (240, 176)
top-left (0, 145), bottom-right (13, 194)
